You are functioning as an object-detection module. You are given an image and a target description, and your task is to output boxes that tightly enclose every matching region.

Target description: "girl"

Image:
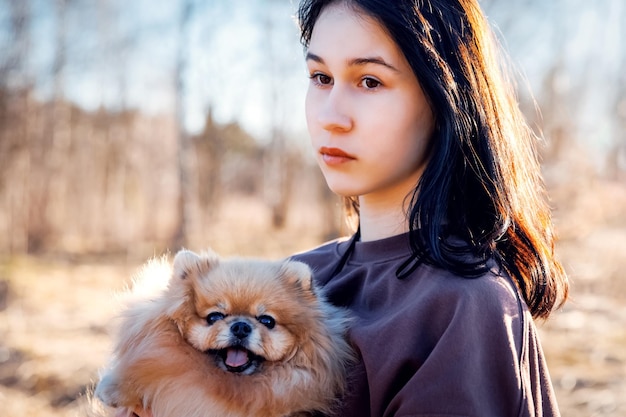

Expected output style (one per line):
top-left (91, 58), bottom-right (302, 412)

top-left (124, 0), bottom-right (568, 415)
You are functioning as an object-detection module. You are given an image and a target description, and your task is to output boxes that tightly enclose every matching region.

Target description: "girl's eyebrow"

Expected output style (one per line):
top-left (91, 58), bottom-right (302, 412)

top-left (349, 57), bottom-right (400, 72)
top-left (305, 51), bottom-right (325, 64)
top-left (306, 52), bottom-right (400, 73)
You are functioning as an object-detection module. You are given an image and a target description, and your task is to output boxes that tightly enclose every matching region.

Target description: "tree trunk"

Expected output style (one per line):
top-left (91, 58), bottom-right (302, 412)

top-left (171, 0), bottom-right (194, 250)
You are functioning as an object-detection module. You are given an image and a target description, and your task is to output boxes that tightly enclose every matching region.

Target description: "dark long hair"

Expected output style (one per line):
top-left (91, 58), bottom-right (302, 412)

top-left (297, 0), bottom-right (568, 319)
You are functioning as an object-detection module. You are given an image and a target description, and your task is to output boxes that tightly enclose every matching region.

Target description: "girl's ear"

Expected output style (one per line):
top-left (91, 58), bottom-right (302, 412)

top-left (280, 260), bottom-right (315, 294)
top-left (172, 249), bottom-right (220, 281)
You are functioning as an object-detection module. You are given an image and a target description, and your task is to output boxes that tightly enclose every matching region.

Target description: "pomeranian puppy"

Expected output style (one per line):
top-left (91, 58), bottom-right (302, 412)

top-left (94, 249), bottom-right (352, 417)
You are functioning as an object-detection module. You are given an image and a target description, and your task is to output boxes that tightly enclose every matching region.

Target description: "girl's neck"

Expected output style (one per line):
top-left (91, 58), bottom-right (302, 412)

top-left (357, 195), bottom-right (410, 242)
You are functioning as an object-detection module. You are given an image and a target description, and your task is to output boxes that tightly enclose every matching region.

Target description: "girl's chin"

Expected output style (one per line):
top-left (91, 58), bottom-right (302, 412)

top-left (321, 178), bottom-right (360, 197)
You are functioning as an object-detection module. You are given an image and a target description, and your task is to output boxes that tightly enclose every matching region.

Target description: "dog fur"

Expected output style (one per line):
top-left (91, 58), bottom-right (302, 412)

top-left (94, 249), bottom-right (353, 417)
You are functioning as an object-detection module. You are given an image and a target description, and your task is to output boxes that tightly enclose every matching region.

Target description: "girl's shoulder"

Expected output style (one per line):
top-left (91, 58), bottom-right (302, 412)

top-left (290, 236), bottom-right (346, 261)
top-left (288, 237), bottom-right (347, 284)
top-left (412, 263), bottom-right (527, 332)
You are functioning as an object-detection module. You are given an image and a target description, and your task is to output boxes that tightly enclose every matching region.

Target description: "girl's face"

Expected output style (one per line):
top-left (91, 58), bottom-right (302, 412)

top-left (305, 2), bottom-right (434, 206)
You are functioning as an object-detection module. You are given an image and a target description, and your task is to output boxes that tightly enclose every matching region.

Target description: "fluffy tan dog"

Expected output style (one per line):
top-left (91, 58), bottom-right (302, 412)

top-left (95, 249), bottom-right (353, 417)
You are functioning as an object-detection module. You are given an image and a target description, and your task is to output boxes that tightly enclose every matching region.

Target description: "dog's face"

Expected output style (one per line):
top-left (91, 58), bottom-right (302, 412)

top-left (167, 250), bottom-right (318, 376)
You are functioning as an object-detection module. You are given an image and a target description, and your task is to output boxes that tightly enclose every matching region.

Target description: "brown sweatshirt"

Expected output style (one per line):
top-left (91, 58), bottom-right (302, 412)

top-left (291, 232), bottom-right (560, 417)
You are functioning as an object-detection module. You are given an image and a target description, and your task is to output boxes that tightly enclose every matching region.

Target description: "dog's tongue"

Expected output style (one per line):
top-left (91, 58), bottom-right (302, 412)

top-left (225, 348), bottom-right (249, 368)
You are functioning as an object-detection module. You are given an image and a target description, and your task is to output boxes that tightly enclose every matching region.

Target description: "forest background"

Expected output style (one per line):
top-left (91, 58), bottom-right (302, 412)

top-left (0, 0), bottom-right (625, 416)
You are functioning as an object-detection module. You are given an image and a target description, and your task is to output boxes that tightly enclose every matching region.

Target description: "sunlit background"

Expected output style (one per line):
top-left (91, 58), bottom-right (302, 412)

top-left (0, 0), bottom-right (624, 416)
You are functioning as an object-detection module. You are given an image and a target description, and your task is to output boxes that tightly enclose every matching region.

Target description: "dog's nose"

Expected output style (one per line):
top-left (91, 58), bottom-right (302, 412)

top-left (230, 321), bottom-right (252, 339)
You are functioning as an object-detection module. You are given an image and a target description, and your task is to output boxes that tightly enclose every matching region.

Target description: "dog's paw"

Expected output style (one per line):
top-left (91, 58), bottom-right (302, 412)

top-left (94, 374), bottom-right (122, 407)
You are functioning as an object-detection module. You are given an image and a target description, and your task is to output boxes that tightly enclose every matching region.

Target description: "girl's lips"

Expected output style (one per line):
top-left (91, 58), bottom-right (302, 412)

top-left (319, 147), bottom-right (355, 165)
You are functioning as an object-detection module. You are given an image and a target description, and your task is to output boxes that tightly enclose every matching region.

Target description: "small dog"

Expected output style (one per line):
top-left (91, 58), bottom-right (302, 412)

top-left (95, 249), bottom-right (352, 417)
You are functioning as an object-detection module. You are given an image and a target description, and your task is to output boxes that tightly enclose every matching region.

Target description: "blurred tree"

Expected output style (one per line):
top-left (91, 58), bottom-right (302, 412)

top-left (97, 0), bottom-right (130, 247)
top-left (171, 0), bottom-right (194, 250)
top-left (27, 0), bottom-right (73, 253)
top-left (0, 0), bottom-right (30, 88)
top-left (0, 0), bottom-right (32, 253)
top-left (262, 0), bottom-right (295, 229)
top-left (194, 107), bottom-right (224, 221)
top-left (193, 114), bottom-right (264, 224)
top-left (607, 0), bottom-right (626, 180)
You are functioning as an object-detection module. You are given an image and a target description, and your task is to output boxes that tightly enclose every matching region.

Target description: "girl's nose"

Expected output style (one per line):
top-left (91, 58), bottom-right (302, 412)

top-left (317, 86), bottom-right (353, 133)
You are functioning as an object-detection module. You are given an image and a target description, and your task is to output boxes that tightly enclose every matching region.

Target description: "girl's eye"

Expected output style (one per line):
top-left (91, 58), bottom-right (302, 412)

top-left (310, 73), bottom-right (332, 86)
top-left (257, 315), bottom-right (276, 329)
top-left (206, 312), bottom-right (226, 325)
top-left (361, 77), bottom-right (381, 89)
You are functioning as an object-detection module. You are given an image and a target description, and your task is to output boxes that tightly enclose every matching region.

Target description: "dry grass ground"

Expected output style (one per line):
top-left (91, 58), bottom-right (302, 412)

top-left (1, 182), bottom-right (625, 417)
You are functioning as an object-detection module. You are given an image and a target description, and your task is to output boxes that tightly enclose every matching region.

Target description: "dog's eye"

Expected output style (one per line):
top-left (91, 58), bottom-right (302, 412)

top-left (257, 315), bottom-right (275, 329)
top-left (206, 312), bottom-right (226, 325)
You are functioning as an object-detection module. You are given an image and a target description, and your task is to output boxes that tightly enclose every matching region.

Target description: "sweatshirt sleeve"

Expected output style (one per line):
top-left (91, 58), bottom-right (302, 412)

top-left (380, 273), bottom-right (559, 417)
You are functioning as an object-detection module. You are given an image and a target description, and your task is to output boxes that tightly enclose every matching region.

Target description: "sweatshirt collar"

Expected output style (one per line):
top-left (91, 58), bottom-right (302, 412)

top-left (337, 232), bottom-right (413, 264)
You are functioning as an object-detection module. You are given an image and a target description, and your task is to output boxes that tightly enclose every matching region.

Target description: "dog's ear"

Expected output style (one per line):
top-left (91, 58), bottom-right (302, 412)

top-left (279, 260), bottom-right (315, 294)
top-left (172, 249), bottom-right (219, 281)
top-left (167, 249), bottom-right (219, 323)
top-left (173, 249), bottom-right (201, 281)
